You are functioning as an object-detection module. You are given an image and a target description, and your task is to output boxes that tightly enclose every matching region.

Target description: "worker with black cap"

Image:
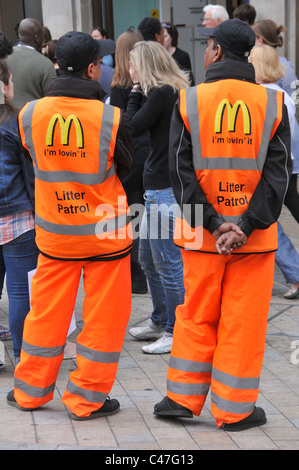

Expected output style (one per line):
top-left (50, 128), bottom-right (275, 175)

top-left (6, 31), bottom-right (134, 421)
top-left (154, 19), bottom-right (292, 431)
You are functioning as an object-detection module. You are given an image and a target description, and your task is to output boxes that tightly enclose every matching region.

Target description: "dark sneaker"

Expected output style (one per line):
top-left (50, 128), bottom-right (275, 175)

top-left (71, 397), bottom-right (120, 421)
top-left (6, 390), bottom-right (37, 411)
top-left (154, 396), bottom-right (193, 418)
top-left (219, 406), bottom-right (267, 432)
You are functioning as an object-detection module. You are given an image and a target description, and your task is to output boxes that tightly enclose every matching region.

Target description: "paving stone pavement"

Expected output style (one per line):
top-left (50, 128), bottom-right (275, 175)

top-left (0, 206), bottom-right (299, 451)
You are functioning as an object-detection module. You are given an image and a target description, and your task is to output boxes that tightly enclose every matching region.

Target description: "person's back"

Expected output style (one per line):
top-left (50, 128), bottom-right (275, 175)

top-left (8, 45), bottom-right (55, 109)
top-left (7, 32), bottom-right (134, 421)
top-left (154, 19), bottom-right (292, 432)
top-left (7, 18), bottom-right (55, 109)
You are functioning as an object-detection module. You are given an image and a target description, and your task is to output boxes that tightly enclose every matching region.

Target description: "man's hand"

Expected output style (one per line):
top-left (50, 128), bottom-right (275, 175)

top-left (212, 222), bottom-right (244, 240)
top-left (212, 223), bottom-right (247, 255)
top-left (215, 230), bottom-right (247, 255)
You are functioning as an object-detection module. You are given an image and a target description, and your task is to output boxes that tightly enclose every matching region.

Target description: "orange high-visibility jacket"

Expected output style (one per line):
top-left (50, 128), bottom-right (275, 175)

top-left (174, 80), bottom-right (284, 253)
top-left (19, 97), bottom-right (133, 261)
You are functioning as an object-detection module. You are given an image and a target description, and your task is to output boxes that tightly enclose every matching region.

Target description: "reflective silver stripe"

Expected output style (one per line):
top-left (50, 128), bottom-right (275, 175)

top-left (221, 214), bottom-right (241, 224)
top-left (185, 86), bottom-right (279, 172)
top-left (256, 88), bottom-right (279, 171)
top-left (185, 87), bottom-right (202, 161)
top-left (212, 367), bottom-right (260, 390)
top-left (211, 391), bottom-right (255, 415)
top-left (20, 100), bottom-right (39, 166)
top-left (34, 164), bottom-right (115, 184)
top-left (35, 212), bottom-right (130, 236)
top-left (99, 104), bottom-right (116, 177)
top-left (192, 158), bottom-right (259, 171)
top-left (14, 378), bottom-right (55, 398)
top-left (77, 343), bottom-right (120, 363)
top-left (22, 340), bottom-right (65, 358)
top-left (66, 379), bottom-right (107, 404)
top-left (169, 356), bottom-right (212, 373)
top-left (167, 379), bottom-right (210, 396)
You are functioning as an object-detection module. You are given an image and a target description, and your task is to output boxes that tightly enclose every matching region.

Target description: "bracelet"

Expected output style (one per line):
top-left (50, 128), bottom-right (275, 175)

top-left (131, 83), bottom-right (142, 93)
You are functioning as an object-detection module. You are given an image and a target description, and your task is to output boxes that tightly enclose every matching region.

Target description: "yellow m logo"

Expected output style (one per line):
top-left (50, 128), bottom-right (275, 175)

top-left (214, 99), bottom-right (251, 135)
top-left (46, 114), bottom-right (84, 148)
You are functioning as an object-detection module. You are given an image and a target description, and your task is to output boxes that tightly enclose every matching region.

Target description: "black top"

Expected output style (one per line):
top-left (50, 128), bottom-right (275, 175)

top-left (126, 84), bottom-right (178, 190)
top-left (110, 85), bottom-right (150, 168)
top-left (172, 48), bottom-right (195, 86)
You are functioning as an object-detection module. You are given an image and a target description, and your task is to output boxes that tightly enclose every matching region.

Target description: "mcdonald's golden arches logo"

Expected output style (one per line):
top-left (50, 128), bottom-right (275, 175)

top-left (46, 113), bottom-right (84, 148)
top-left (214, 99), bottom-right (251, 135)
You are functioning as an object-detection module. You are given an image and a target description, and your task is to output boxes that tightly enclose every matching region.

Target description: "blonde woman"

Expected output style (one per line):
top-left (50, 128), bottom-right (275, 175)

top-left (127, 41), bottom-right (190, 354)
top-left (110, 28), bottom-right (149, 294)
top-left (252, 20), bottom-right (299, 228)
top-left (250, 44), bottom-right (299, 299)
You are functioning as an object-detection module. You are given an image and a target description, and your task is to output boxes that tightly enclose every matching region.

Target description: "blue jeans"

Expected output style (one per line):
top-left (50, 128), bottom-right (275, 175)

top-left (139, 188), bottom-right (185, 333)
top-left (1, 230), bottom-right (38, 358)
top-left (0, 251), bottom-right (5, 299)
top-left (275, 222), bottom-right (299, 284)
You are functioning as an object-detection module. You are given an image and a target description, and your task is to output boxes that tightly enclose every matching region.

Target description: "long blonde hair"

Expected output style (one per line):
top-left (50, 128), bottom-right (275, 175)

top-left (129, 40), bottom-right (190, 95)
top-left (111, 29), bottom-right (143, 88)
top-left (250, 44), bottom-right (285, 83)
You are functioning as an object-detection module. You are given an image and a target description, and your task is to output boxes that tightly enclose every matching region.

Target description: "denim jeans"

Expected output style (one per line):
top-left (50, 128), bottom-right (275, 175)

top-left (0, 251), bottom-right (5, 299)
top-left (1, 229), bottom-right (38, 358)
top-left (139, 188), bottom-right (185, 333)
top-left (275, 222), bottom-right (299, 284)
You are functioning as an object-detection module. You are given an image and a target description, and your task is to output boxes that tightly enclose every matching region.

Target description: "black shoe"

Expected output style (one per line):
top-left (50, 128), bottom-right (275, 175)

top-left (219, 406), bottom-right (267, 432)
top-left (132, 282), bottom-right (148, 294)
top-left (154, 396), bottom-right (193, 418)
top-left (71, 397), bottom-right (120, 421)
top-left (6, 390), bottom-right (37, 411)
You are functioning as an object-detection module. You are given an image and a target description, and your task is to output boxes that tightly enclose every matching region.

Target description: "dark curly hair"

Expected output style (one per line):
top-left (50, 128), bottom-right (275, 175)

top-left (0, 32), bottom-right (13, 59)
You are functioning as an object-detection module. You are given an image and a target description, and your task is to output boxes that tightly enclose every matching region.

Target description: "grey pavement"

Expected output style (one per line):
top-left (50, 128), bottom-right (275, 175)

top-left (1, 206), bottom-right (299, 451)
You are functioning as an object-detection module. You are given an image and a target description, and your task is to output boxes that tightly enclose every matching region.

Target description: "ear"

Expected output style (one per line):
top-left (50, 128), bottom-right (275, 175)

top-left (86, 62), bottom-right (96, 79)
top-left (86, 60), bottom-right (101, 80)
top-left (256, 37), bottom-right (263, 46)
top-left (213, 43), bottom-right (223, 62)
top-left (86, 63), bottom-right (93, 79)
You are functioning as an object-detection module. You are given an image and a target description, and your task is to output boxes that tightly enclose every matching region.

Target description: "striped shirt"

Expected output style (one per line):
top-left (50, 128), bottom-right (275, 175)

top-left (0, 211), bottom-right (35, 245)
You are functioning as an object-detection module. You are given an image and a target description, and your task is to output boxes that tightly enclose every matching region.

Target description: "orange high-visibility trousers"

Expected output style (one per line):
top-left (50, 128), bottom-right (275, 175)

top-left (14, 253), bottom-right (131, 418)
top-left (167, 249), bottom-right (275, 425)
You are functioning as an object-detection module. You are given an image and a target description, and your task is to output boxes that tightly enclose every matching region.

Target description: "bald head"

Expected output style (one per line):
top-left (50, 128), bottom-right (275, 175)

top-left (18, 18), bottom-right (44, 50)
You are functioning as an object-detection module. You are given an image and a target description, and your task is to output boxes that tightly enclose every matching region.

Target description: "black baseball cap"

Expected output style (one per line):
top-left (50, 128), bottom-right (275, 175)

top-left (55, 31), bottom-right (116, 72)
top-left (199, 19), bottom-right (256, 58)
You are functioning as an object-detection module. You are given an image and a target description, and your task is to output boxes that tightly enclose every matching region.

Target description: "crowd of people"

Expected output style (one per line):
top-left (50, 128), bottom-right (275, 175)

top-left (0, 3), bottom-right (298, 431)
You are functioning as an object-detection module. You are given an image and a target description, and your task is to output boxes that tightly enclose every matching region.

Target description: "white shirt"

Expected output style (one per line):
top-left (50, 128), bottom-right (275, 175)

top-left (261, 82), bottom-right (296, 137)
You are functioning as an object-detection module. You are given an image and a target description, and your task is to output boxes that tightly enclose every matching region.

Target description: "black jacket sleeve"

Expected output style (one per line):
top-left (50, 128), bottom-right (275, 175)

top-left (110, 86), bottom-right (130, 111)
top-left (113, 111), bottom-right (134, 179)
top-left (238, 104), bottom-right (292, 237)
top-left (169, 97), bottom-right (292, 237)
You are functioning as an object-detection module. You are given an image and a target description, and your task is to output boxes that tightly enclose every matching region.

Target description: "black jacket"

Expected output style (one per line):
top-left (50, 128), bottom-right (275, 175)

top-left (126, 84), bottom-right (178, 190)
top-left (169, 59), bottom-right (292, 238)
